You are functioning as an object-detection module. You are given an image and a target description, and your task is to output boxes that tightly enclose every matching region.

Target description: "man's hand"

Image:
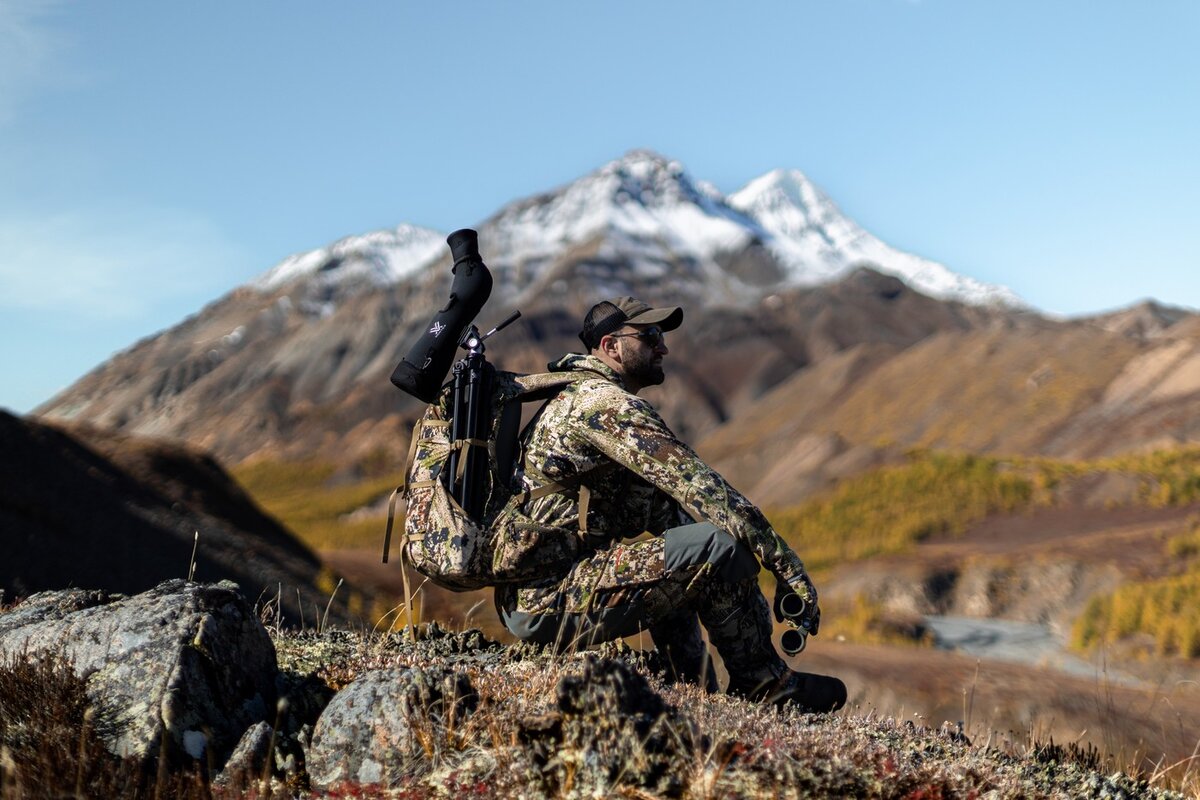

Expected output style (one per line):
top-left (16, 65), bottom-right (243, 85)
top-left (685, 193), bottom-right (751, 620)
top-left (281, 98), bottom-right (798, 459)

top-left (773, 574), bottom-right (821, 636)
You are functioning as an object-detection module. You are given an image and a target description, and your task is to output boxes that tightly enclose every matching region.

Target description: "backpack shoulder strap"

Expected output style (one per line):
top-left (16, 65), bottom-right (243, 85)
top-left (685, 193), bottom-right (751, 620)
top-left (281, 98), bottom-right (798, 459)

top-left (506, 370), bottom-right (623, 536)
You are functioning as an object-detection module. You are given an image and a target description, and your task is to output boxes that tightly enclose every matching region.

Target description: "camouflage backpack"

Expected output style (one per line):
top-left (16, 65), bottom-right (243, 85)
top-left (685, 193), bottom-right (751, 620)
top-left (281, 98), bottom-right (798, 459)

top-left (383, 368), bottom-right (595, 593)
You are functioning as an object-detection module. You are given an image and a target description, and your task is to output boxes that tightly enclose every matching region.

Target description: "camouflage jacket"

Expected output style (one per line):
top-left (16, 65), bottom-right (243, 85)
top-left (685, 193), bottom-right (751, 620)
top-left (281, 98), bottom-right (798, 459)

top-left (491, 353), bottom-right (807, 588)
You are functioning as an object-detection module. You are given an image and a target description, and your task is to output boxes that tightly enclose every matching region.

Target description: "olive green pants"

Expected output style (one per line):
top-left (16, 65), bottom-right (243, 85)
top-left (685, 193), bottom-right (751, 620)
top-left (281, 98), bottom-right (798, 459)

top-left (498, 522), bottom-right (786, 692)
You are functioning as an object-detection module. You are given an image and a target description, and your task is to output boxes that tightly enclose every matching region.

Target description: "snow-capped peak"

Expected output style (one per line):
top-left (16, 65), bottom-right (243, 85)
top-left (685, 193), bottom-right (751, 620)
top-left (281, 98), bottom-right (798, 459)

top-left (481, 150), bottom-right (755, 276)
top-left (730, 169), bottom-right (841, 240)
top-left (730, 168), bottom-right (1024, 307)
top-left (252, 223), bottom-right (445, 292)
top-left (245, 151), bottom-right (1023, 310)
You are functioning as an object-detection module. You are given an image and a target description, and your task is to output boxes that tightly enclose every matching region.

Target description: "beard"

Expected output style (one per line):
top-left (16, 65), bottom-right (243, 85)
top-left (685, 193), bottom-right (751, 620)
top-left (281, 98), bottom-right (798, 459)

top-left (619, 341), bottom-right (665, 388)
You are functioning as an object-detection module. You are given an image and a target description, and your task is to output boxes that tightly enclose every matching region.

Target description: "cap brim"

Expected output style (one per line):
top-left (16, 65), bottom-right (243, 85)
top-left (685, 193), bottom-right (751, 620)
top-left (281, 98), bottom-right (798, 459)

top-left (626, 306), bottom-right (683, 331)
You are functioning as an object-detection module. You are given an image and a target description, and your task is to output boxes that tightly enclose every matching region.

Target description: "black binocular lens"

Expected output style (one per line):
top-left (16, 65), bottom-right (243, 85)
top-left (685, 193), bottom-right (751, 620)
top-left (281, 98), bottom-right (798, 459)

top-left (781, 627), bottom-right (807, 655)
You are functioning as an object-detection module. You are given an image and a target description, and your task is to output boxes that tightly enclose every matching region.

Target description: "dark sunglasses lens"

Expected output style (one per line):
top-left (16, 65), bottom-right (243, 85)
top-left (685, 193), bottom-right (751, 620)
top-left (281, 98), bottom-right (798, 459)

top-left (639, 328), bottom-right (664, 346)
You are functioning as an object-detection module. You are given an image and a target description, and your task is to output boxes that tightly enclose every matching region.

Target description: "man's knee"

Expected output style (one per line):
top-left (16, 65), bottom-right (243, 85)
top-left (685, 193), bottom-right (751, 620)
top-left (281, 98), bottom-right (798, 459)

top-left (663, 522), bottom-right (759, 583)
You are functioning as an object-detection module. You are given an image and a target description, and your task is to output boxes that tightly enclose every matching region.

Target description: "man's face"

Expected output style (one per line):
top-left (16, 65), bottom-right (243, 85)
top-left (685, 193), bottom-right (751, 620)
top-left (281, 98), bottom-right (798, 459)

top-left (610, 325), bottom-right (669, 389)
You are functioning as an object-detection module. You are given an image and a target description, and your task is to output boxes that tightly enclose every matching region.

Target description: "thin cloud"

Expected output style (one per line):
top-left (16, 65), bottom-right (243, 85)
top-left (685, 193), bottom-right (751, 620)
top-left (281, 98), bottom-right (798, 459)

top-left (0, 0), bottom-right (65, 125)
top-left (0, 209), bottom-right (250, 320)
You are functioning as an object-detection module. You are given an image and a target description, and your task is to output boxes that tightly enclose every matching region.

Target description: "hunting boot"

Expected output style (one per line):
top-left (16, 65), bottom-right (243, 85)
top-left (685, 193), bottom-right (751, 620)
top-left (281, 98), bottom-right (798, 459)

top-left (650, 609), bottom-right (719, 692)
top-left (703, 577), bottom-right (846, 713)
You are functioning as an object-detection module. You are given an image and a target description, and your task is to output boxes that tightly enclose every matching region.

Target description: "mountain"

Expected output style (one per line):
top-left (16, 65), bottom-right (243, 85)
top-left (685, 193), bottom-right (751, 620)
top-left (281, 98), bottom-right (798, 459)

top-left (698, 303), bottom-right (1200, 506)
top-left (235, 150), bottom-right (1020, 311)
top-left (252, 223), bottom-right (446, 295)
top-left (0, 410), bottom-right (354, 622)
top-left (33, 148), bottom-right (1200, 499)
top-left (33, 150), bottom-right (1027, 465)
top-left (1082, 299), bottom-right (1197, 339)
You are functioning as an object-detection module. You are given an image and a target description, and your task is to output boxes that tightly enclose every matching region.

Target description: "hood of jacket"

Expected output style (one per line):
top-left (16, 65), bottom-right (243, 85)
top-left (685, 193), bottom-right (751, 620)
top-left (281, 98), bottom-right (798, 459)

top-left (547, 353), bottom-right (626, 389)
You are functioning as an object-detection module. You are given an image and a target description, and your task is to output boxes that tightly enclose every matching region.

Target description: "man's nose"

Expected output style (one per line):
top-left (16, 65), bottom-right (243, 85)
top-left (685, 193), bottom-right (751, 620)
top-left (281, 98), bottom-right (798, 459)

top-left (655, 340), bottom-right (669, 355)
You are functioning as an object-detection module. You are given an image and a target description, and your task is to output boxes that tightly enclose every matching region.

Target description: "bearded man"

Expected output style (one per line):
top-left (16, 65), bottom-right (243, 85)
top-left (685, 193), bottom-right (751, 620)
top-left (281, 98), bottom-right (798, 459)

top-left (492, 297), bottom-right (845, 711)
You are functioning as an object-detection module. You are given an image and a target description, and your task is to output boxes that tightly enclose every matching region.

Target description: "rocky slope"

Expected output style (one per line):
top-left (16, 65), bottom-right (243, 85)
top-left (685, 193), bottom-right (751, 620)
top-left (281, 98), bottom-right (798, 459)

top-left (0, 411), bottom-right (345, 622)
top-left (699, 304), bottom-right (1200, 505)
top-left (2, 582), bottom-right (1192, 798)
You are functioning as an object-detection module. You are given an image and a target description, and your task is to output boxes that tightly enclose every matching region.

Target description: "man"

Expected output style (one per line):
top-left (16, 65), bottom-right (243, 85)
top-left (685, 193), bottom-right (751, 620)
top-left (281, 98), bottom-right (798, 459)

top-left (493, 297), bottom-right (846, 711)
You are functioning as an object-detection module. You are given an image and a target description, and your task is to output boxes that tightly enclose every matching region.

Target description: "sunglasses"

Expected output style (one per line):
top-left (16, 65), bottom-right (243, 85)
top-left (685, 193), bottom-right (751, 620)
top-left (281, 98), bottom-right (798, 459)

top-left (606, 326), bottom-right (666, 348)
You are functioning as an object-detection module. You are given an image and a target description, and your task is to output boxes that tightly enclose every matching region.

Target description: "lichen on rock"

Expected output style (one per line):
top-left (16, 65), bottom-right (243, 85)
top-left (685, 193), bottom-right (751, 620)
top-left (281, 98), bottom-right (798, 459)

top-left (307, 665), bottom-right (478, 792)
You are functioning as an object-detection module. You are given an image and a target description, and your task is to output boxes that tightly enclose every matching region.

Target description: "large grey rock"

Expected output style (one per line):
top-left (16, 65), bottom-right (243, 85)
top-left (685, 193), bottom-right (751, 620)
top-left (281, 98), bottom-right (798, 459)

top-left (307, 666), bottom-right (477, 791)
top-left (0, 579), bottom-right (277, 767)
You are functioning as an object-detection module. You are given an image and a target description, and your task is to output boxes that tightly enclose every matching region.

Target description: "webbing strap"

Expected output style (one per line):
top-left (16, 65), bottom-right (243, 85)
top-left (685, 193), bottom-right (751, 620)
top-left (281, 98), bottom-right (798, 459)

top-left (397, 509), bottom-right (416, 642)
top-left (381, 485), bottom-right (403, 564)
top-left (525, 480), bottom-right (567, 502)
top-left (451, 437), bottom-right (489, 483)
top-left (578, 484), bottom-right (592, 535)
top-left (519, 462), bottom-right (618, 535)
top-left (381, 472), bottom-right (416, 640)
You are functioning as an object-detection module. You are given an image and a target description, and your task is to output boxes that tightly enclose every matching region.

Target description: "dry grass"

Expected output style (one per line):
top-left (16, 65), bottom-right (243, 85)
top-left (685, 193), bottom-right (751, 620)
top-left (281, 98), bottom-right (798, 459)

top-left (2, 624), bottom-right (1197, 798)
top-left (268, 627), bottom-right (1195, 799)
top-left (0, 652), bottom-right (212, 800)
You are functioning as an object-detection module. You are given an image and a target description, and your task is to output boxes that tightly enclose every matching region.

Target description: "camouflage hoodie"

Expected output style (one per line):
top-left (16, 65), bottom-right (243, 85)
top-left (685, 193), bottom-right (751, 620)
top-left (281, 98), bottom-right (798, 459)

top-left (491, 353), bottom-right (808, 589)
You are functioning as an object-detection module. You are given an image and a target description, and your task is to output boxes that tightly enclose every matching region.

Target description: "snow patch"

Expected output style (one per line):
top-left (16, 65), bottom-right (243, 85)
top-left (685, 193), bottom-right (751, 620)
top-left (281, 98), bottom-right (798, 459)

top-left (730, 169), bottom-right (1024, 307)
top-left (252, 224), bottom-right (445, 292)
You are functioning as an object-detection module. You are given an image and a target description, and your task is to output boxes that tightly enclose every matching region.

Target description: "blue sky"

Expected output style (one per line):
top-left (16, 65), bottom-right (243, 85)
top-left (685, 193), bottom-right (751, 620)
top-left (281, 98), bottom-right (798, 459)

top-left (2, 1), bottom-right (1198, 414)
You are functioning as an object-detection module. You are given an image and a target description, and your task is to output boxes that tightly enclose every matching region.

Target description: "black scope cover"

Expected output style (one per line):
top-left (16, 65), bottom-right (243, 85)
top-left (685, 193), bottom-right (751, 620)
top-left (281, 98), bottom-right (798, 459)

top-left (390, 229), bottom-right (493, 403)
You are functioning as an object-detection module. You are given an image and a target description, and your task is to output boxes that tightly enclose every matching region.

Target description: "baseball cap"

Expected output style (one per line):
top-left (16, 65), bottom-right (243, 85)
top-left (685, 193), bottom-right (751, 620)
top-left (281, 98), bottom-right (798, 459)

top-left (579, 296), bottom-right (683, 351)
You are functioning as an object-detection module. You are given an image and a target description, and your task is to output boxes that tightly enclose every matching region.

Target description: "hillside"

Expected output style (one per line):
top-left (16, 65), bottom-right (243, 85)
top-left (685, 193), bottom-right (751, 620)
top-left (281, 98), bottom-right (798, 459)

top-left (0, 411), bottom-right (359, 623)
top-left (698, 310), bottom-right (1200, 505)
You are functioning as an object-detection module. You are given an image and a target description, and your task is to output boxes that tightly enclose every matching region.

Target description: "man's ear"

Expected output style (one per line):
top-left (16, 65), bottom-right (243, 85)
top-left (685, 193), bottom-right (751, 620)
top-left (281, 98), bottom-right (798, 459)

top-left (598, 334), bottom-right (622, 362)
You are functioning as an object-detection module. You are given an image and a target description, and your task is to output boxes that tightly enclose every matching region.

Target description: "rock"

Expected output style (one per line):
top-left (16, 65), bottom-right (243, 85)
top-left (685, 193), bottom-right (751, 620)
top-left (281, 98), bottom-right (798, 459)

top-left (0, 579), bottom-right (277, 769)
top-left (307, 666), bottom-right (477, 791)
top-left (271, 668), bottom-right (335, 782)
top-left (213, 721), bottom-right (274, 789)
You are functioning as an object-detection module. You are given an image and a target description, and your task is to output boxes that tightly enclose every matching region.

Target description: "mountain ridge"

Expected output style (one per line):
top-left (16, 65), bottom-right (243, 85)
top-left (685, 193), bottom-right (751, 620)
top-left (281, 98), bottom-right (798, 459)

top-left (237, 150), bottom-right (1021, 310)
top-left (33, 149), bottom-right (1200, 485)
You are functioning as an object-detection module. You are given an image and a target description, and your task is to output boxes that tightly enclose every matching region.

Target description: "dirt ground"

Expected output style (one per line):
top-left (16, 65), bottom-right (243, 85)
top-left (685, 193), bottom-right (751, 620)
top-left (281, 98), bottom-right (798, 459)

top-left (919, 503), bottom-right (1200, 573)
top-left (798, 638), bottom-right (1200, 777)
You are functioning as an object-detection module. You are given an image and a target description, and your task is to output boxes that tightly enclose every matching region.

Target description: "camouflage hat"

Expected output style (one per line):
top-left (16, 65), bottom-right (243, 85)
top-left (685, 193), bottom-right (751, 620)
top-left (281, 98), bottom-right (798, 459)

top-left (579, 297), bottom-right (684, 351)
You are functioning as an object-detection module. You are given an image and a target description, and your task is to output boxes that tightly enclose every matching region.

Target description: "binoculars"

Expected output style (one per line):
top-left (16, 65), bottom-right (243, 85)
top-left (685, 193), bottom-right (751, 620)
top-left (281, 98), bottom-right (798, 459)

top-left (778, 591), bottom-right (811, 655)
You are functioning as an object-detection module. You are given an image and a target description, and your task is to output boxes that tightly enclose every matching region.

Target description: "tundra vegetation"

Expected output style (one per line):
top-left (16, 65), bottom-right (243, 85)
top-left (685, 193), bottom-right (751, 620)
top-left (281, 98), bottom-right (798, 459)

top-left (0, 616), bottom-right (1194, 799)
